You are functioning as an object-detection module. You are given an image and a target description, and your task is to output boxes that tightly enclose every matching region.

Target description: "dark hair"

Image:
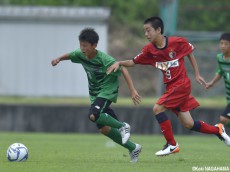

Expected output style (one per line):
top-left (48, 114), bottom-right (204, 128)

top-left (220, 33), bottom-right (230, 41)
top-left (144, 16), bottom-right (164, 34)
top-left (78, 28), bottom-right (99, 45)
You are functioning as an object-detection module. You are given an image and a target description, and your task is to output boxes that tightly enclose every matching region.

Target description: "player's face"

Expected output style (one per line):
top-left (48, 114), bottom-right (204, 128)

top-left (144, 23), bottom-right (161, 43)
top-left (219, 40), bottom-right (230, 55)
top-left (80, 41), bottom-right (97, 59)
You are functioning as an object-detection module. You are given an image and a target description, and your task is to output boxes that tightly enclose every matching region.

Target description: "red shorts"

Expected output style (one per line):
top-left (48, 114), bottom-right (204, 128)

top-left (156, 79), bottom-right (199, 115)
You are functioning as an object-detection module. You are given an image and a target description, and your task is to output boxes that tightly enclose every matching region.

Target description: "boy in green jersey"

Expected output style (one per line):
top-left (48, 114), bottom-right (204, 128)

top-left (51, 28), bottom-right (142, 162)
top-left (206, 33), bottom-right (230, 128)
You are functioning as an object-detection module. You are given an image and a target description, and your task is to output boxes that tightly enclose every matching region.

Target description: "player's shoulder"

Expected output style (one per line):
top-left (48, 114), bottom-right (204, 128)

top-left (97, 49), bottom-right (105, 56)
top-left (97, 50), bottom-right (108, 56)
top-left (97, 50), bottom-right (116, 64)
top-left (70, 48), bottom-right (81, 54)
top-left (69, 48), bottom-right (82, 58)
top-left (142, 43), bottom-right (153, 52)
top-left (97, 50), bottom-right (114, 59)
top-left (168, 36), bottom-right (188, 43)
top-left (216, 53), bottom-right (223, 61)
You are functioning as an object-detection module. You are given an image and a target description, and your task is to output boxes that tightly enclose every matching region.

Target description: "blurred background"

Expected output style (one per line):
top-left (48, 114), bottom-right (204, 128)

top-left (0, 0), bottom-right (229, 99)
top-left (0, 0), bottom-right (229, 133)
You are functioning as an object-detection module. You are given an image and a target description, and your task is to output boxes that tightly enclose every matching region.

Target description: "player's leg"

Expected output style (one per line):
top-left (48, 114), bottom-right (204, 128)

top-left (89, 97), bottom-right (130, 144)
top-left (153, 104), bottom-right (180, 156)
top-left (154, 82), bottom-right (194, 156)
top-left (178, 111), bottom-right (230, 146)
top-left (153, 104), bottom-right (177, 146)
top-left (177, 93), bottom-right (219, 134)
top-left (100, 126), bottom-right (141, 162)
top-left (89, 97), bottom-right (123, 128)
top-left (220, 116), bottom-right (230, 128)
top-left (98, 107), bottom-right (132, 148)
top-left (220, 103), bottom-right (230, 128)
top-left (88, 97), bottom-right (130, 144)
top-left (99, 126), bottom-right (134, 150)
top-left (178, 111), bottom-right (219, 133)
top-left (98, 109), bottom-right (141, 162)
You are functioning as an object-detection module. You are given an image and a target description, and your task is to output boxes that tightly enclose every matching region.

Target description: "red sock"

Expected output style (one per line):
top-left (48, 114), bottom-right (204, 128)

top-left (199, 121), bottom-right (219, 134)
top-left (160, 119), bottom-right (177, 145)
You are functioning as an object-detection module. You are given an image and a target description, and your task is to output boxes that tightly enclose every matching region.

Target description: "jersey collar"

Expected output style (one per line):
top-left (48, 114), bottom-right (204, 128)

top-left (153, 36), bottom-right (168, 50)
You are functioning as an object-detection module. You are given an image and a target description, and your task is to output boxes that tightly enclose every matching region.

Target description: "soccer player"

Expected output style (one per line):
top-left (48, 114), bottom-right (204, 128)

top-left (51, 28), bottom-right (142, 162)
top-left (107, 17), bottom-right (230, 156)
top-left (205, 33), bottom-right (230, 128)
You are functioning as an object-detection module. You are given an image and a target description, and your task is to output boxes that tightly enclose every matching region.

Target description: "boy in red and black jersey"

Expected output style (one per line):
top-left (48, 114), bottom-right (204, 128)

top-left (107, 16), bottom-right (230, 156)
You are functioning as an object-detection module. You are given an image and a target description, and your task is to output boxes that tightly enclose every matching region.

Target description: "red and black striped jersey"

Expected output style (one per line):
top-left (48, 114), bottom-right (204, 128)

top-left (133, 36), bottom-right (194, 85)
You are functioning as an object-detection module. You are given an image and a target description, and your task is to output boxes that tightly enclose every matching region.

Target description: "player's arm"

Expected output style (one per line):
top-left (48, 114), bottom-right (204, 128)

top-left (121, 67), bottom-right (141, 105)
top-left (51, 53), bottom-right (70, 66)
top-left (107, 60), bottom-right (135, 75)
top-left (205, 74), bottom-right (222, 89)
top-left (187, 53), bottom-right (206, 86)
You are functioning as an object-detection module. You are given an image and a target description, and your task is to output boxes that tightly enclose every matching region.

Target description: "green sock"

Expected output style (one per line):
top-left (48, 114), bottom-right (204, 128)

top-left (96, 113), bottom-right (124, 129)
top-left (225, 121), bottom-right (230, 128)
top-left (107, 128), bottom-right (136, 151)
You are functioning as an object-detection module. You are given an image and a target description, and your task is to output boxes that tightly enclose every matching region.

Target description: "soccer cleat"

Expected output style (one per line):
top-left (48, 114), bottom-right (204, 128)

top-left (155, 143), bottom-right (180, 156)
top-left (119, 122), bottom-right (131, 144)
top-left (129, 144), bottom-right (142, 163)
top-left (215, 123), bottom-right (230, 146)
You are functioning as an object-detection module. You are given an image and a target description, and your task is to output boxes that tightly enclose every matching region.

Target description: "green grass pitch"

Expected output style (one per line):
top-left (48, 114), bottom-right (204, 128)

top-left (0, 96), bottom-right (226, 108)
top-left (0, 132), bottom-right (229, 172)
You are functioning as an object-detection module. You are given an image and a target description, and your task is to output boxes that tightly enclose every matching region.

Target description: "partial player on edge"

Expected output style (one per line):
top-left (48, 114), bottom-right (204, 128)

top-left (205, 33), bottom-right (230, 128)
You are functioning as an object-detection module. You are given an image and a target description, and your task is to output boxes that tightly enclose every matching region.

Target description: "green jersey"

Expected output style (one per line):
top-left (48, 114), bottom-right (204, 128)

top-left (69, 48), bottom-right (121, 103)
top-left (216, 53), bottom-right (230, 103)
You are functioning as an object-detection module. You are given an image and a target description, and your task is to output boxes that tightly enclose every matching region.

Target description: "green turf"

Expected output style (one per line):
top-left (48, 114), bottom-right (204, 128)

top-left (0, 132), bottom-right (229, 172)
top-left (0, 96), bottom-right (226, 108)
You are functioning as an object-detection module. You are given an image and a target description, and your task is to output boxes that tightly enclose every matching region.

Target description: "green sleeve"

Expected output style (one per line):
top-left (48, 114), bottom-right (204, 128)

top-left (110, 65), bottom-right (122, 76)
top-left (216, 55), bottom-right (223, 76)
top-left (102, 53), bottom-right (121, 76)
top-left (69, 49), bottom-right (82, 63)
top-left (106, 60), bottom-right (122, 77)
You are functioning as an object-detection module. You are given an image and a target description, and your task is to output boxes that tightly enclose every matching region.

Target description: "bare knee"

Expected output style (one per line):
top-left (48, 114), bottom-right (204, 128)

top-left (153, 104), bottom-right (165, 115)
top-left (220, 116), bottom-right (229, 125)
top-left (99, 126), bottom-right (111, 135)
top-left (182, 121), bottom-right (194, 129)
top-left (181, 118), bottom-right (194, 130)
top-left (178, 111), bottom-right (194, 129)
top-left (89, 114), bottom-right (95, 121)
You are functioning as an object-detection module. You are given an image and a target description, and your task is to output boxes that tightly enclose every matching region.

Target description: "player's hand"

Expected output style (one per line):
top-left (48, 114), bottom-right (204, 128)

top-left (195, 75), bottom-right (206, 88)
top-left (107, 62), bottom-right (120, 75)
top-left (51, 58), bottom-right (60, 66)
top-left (205, 82), bottom-right (213, 89)
top-left (131, 89), bottom-right (142, 105)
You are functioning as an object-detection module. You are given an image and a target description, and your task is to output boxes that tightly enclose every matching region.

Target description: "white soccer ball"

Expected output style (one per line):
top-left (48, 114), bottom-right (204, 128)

top-left (6, 143), bottom-right (29, 162)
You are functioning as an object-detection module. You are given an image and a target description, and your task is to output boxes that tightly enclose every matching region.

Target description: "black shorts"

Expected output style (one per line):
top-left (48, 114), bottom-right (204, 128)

top-left (88, 97), bottom-right (118, 129)
top-left (221, 103), bottom-right (230, 119)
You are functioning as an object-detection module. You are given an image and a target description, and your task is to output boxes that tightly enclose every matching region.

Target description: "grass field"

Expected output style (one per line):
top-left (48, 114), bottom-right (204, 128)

top-left (0, 96), bottom-right (226, 108)
top-left (0, 132), bottom-right (229, 172)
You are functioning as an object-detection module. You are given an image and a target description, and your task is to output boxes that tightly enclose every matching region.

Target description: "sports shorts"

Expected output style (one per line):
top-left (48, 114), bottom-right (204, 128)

top-left (221, 103), bottom-right (230, 119)
top-left (88, 97), bottom-right (118, 129)
top-left (157, 78), bottom-right (200, 115)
